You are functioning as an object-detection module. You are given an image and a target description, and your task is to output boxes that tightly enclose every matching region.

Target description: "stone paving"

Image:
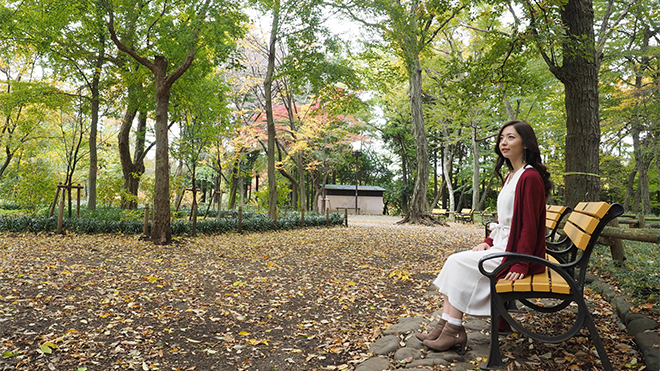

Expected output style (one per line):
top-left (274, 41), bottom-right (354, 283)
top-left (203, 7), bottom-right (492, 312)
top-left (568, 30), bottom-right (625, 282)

top-left (347, 215), bottom-right (660, 371)
top-left (356, 310), bottom-right (492, 371)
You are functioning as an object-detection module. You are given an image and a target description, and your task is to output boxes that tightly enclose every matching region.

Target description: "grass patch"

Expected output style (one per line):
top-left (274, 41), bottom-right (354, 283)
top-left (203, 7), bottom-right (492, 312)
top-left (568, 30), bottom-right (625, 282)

top-left (591, 240), bottom-right (660, 317)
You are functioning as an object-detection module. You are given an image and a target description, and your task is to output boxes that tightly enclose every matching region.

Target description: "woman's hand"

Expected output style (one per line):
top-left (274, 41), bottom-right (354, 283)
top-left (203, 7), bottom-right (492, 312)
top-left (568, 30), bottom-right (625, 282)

top-left (472, 242), bottom-right (491, 251)
top-left (503, 271), bottom-right (524, 281)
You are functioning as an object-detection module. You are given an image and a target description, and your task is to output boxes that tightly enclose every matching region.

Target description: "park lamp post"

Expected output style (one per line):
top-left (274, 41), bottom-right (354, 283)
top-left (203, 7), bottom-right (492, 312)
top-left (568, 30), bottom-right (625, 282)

top-left (351, 141), bottom-right (362, 215)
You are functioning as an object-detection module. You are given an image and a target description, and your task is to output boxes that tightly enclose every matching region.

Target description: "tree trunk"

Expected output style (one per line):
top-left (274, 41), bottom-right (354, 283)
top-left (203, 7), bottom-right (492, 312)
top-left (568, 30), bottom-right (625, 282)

top-left (631, 26), bottom-right (653, 214)
top-left (553, 0), bottom-right (601, 206)
top-left (87, 32), bottom-right (105, 210)
top-left (442, 129), bottom-right (456, 213)
top-left (400, 145), bottom-right (409, 216)
top-left (407, 58), bottom-right (430, 222)
top-left (151, 56), bottom-right (172, 244)
top-left (623, 169), bottom-right (637, 212)
top-left (119, 104), bottom-right (147, 209)
top-left (265, 1), bottom-right (280, 221)
top-left (471, 124), bottom-right (480, 210)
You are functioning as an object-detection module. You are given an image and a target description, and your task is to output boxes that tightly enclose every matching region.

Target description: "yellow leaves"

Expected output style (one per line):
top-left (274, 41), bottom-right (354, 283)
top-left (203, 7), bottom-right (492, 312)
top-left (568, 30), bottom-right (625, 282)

top-left (247, 338), bottom-right (270, 346)
top-left (145, 275), bottom-right (158, 283)
top-left (39, 342), bottom-right (58, 354)
top-left (389, 269), bottom-right (410, 281)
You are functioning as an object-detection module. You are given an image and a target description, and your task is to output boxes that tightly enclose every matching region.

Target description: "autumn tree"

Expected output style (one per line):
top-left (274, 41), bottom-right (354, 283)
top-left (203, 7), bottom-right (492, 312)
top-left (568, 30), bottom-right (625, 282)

top-left (101, 0), bottom-right (247, 244)
top-left (250, 0), bottom-right (343, 221)
top-left (336, 0), bottom-right (467, 224)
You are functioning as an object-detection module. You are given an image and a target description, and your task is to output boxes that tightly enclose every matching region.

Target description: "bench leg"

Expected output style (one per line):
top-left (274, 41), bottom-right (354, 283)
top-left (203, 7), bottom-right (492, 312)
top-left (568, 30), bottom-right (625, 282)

top-left (584, 310), bottom-right (613, 371)
top-left (481, 302), bottom-right (504, 370)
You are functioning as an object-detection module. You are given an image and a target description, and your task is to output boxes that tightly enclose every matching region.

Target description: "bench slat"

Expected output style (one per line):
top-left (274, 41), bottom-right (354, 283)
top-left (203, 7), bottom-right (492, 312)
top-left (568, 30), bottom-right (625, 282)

top-left (564, 221), bottom-right (591, 251)
top-left (546, 205), bottom-right (566, 213)
top-left (567, 212), bottom-right (600, 234)
top-left (532, 268), bottom-right (551, 292)
top-left (513, 275), bottom-right (533, 291)
top-left (549, 266), bottom-right (570, 294)
top-left (495, 279), bottom-right (513, 293)
top-left (574, 201), bottom-right (609, 218)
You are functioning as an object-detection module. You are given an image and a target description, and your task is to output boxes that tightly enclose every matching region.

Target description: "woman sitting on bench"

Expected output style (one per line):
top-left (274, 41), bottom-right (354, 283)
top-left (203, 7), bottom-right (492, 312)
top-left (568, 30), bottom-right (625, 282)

top-left (416, 120), bottom-right (553, 352)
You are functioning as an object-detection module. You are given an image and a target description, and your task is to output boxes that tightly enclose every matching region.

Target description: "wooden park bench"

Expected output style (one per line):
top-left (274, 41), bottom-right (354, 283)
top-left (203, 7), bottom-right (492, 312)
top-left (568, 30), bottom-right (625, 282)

top-left (432, 208), bottom-right (448, 219)
top-left (454, 208), bottom-right (474, 223)
top-left (478, 201), bottom-right (623, 371)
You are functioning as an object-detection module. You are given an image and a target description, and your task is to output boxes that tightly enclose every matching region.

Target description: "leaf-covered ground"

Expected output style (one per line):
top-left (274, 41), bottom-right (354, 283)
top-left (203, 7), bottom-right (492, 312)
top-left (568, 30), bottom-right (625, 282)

top-left (0, 223), bottom-right (644, 370)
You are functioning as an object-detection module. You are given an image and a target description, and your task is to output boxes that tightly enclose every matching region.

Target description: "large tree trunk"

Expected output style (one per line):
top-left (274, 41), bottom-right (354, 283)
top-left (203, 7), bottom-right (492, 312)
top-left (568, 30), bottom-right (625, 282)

top-left (87, 33), bottom-right (105, 210)
top-left (265, 1), bottom-right (280, 222)
top-left (151, 56), bottom-right (172, 244)
top-left (551, 0), bottom-right (601, 206)
top-left (118, 102), bottom-right (147, 209)
top-left (631, 26), bottom-right (653, 214)
top-left (406, 58), bottom-right (431, 222)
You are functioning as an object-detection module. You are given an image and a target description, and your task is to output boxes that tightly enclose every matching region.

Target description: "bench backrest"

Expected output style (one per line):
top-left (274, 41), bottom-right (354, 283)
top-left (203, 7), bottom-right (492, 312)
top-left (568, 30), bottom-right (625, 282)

top-left (562, 202), bottom-right (623, 284)
top-left (460, 208), bottom-right (473, 214)
top-left (545, 204), bottom-right (571, 240)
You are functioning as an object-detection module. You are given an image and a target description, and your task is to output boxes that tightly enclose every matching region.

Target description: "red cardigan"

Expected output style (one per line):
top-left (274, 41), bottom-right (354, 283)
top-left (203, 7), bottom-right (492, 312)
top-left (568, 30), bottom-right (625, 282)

top-left (484, 167), bottom-right (547, 277)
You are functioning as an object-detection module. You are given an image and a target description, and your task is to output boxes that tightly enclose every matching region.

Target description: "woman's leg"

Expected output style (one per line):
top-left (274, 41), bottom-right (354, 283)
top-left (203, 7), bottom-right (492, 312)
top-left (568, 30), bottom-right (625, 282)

top-left (423, 294), bottom-right (468, 352)
top-left (442, 295), bottom-right (464, 324)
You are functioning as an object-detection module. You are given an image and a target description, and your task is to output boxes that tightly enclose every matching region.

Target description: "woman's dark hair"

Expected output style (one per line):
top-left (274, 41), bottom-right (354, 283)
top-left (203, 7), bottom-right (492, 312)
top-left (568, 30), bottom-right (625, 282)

top-left (494, 120), bottom-right (553, 198)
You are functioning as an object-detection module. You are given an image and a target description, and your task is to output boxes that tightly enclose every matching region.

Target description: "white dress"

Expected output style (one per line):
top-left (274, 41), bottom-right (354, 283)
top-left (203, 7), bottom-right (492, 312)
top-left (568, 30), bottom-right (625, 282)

top-left (432, 166), bottom-right (529, 316)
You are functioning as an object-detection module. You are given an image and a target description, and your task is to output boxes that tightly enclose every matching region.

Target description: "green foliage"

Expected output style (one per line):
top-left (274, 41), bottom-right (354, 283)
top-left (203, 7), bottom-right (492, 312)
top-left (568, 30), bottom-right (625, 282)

top-left (4, 159), bottom-right (59, 210)
top-left (591, 241), bottom-right (660, 317)
top-left (98, 175), bottom-right (124, 208)
top-left (0, 209), bottom-right (343, 234)
top-left (254, 179), bottom-right (291, 209)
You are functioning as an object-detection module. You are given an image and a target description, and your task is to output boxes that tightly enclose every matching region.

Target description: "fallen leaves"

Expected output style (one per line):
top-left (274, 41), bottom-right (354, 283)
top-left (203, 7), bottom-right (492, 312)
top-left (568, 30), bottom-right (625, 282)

top-left (0, 226), bottom-right (644, 370)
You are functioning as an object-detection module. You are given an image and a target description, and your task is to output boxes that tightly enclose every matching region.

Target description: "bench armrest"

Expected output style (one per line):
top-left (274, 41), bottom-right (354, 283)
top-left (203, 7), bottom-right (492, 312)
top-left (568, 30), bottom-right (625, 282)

top-left (478, 252), bottom-right (576, 284)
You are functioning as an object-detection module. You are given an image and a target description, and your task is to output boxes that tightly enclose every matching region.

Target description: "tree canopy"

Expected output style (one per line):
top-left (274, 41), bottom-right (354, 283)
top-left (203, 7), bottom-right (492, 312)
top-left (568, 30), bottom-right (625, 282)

top-left (0, 0), bottom-right (658, 234)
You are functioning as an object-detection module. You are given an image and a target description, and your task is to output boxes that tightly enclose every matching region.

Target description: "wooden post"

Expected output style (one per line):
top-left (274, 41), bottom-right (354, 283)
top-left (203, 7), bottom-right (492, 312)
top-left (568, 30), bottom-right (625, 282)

top-left (50, 184), bottom-right (62, 217)
top-left (57, 194), bottom-right (65, 234)
top-left (301, 208), bottom-right (305, 227)
top-left (191, 199), bottom-right (198, 237)
top-left (76, 184), bottom-right (81, 218)
top-left (344, 208), bottom-right (348, 227)
top-left (608, 218), bottom-right (626, 262)
top-left (238, 206), bottom-right (243, 233)
top-left (326, 207), bottom-right (329, 227)
top-left (67, 184), bottom-right (72, 218)
top-left (143, 204), bottom-right (150, 236)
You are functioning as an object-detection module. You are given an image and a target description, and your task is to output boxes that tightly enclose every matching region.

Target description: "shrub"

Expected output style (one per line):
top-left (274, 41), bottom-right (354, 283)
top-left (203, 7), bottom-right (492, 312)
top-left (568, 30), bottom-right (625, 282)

top-left (0, 209), bottom-right (344, 235)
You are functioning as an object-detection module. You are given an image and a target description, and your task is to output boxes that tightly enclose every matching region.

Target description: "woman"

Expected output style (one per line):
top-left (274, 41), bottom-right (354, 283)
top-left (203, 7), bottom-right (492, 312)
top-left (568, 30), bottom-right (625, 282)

top-left (416, 120), bottom-right (553, 352)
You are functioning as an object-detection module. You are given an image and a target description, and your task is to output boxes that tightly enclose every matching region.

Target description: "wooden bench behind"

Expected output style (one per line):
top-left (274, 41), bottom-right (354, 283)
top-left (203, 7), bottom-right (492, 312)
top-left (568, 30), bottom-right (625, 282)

top-left (478, 201), bottom-right (624, 371)
top-left (432, 208), bottom-right (448, 219)
top-left (454, 208), bottom-right (474, 223)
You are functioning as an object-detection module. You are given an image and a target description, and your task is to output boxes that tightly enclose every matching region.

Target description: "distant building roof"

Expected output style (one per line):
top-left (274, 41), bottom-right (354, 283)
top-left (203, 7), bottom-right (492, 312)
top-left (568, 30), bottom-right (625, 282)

top-left (323, 184), bottom-right (386, 192)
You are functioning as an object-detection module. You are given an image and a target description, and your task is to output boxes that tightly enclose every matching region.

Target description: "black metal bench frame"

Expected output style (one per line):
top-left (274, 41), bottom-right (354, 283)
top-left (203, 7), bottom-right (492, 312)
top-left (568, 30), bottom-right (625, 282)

top-left (478, 202), bottom-right (623, 371)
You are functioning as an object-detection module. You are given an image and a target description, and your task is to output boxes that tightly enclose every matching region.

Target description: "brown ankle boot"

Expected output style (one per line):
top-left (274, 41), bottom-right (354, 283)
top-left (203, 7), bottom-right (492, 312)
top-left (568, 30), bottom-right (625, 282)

top-left (423, 322), bottom-right (467, 353)
top-left (415, 318), bottom-right (446, 341)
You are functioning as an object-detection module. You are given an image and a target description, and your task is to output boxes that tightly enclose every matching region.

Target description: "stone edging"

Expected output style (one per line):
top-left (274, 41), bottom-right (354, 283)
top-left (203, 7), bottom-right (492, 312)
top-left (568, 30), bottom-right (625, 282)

top-left (587, 274), bottom-right (659, 371)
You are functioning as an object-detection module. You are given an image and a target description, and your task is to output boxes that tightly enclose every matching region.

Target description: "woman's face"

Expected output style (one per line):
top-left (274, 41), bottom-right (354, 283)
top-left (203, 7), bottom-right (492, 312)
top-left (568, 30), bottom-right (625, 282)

top-left (499, 125), bottom-right (526, 164)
